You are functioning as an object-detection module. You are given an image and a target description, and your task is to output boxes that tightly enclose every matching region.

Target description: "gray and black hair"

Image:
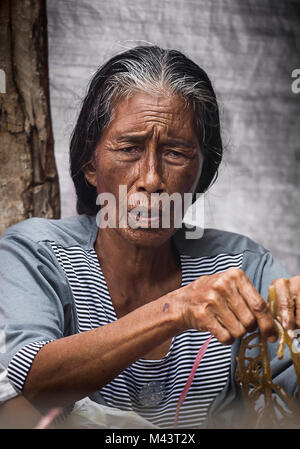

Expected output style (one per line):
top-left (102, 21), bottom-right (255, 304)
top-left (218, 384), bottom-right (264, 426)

top-left (70, 45), bottom-right (223, 215)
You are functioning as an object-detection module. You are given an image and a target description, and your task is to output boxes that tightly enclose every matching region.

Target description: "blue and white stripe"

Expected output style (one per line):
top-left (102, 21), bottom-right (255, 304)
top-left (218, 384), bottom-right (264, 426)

top-left (8, 244), bottom-right (243, 428)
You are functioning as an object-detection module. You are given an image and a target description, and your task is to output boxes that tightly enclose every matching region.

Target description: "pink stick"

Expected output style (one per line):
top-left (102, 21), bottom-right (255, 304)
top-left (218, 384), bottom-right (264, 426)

top-left (174, 335), bottom-right (213, 428)
top-left (34, 407), bottom-right (63, 429)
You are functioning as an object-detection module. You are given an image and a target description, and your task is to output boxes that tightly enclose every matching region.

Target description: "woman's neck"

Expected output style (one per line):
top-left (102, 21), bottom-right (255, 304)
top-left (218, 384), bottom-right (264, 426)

top-left (94, 228), bottom-right (181, 315)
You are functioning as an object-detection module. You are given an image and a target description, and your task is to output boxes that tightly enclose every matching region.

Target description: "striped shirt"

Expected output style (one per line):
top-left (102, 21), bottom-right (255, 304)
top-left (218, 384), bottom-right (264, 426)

top-left (7, 243), bottom-right (243, 428)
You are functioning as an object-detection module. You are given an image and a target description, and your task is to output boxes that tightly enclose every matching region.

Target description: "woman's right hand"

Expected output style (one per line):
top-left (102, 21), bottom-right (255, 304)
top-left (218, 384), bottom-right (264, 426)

top-left (175, 267), bottom-right (278, 345)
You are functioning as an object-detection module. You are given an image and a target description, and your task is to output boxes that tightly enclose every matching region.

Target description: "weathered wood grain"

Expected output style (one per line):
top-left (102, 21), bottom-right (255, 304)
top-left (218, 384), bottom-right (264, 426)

top-left (0, 0), bottom-right (60, 234)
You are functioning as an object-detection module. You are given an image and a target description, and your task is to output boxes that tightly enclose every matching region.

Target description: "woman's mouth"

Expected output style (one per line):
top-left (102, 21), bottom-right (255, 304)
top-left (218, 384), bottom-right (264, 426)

top-left (128, 207), bottom-right (161, 227)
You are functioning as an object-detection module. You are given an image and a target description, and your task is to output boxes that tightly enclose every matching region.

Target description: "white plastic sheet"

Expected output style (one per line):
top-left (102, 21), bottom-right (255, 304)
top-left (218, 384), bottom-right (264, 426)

top-left (57, 397), bottom-right (157, 429)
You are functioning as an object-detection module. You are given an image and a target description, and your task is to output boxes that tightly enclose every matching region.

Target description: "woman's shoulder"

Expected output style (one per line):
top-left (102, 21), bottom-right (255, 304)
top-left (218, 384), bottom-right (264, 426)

top-left (173, 226), bottom-right (268, 259)
top-left (0, 214), bottom-right (98, 250)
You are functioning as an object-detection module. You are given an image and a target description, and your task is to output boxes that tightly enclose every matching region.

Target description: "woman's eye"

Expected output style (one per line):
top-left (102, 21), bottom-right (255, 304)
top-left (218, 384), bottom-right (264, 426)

top-left (166, 150), bottom-right (185, 158)
top-left (120, 147), bottom-right (139, 153)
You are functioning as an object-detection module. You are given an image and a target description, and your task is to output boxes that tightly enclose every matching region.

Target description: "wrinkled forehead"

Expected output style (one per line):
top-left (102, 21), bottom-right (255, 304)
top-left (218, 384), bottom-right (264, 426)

top-left (101, 91), bottom-right (199, 142)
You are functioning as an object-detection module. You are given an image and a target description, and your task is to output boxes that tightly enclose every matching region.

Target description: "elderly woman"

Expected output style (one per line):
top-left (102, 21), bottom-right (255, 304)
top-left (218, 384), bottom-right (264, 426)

top-left (0, 45), bottom-right (299, 429)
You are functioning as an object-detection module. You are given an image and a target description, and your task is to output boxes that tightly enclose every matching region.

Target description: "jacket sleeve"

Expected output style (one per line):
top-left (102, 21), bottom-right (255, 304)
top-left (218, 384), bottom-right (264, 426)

top-left (0, 233), bottom-right (75, 392)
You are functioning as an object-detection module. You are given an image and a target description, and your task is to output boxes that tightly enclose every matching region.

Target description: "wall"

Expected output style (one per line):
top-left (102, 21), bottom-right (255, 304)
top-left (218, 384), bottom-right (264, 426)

top-left (46, 0), bottom-right (300, 275)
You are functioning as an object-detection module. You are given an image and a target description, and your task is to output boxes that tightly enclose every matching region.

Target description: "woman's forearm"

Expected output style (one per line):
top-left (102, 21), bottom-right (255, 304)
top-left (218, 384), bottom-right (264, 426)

top-left (23, 293), bottom-right (182, 410)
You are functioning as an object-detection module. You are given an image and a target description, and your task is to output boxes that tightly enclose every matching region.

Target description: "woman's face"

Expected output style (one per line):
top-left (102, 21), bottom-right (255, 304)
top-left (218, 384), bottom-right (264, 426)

top-left (85, 91), bottom-right (202, 247)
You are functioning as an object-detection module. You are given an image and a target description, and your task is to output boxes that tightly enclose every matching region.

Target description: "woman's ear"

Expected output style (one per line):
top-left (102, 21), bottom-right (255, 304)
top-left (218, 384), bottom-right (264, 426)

top-left (82, 160), bottom-right (97, 187)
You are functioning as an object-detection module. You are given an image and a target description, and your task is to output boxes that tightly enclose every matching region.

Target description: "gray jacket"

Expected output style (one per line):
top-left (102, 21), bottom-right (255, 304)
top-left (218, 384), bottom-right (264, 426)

top-left (0, 214), bottom-right (297, 428)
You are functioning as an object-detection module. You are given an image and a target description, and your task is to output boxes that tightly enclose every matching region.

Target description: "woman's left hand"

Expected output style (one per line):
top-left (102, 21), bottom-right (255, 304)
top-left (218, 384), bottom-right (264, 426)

top-left (271, 276), bottom-right (300, 330)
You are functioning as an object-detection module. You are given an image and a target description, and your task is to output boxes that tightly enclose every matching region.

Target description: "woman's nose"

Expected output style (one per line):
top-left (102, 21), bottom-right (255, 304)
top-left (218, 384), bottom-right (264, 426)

top-left (136, 153), bottom-right (166, 194)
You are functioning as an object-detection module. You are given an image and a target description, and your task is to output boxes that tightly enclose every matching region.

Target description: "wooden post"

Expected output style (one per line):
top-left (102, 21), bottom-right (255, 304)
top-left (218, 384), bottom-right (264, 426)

top-left (0, 0), bottom-right (60, 234)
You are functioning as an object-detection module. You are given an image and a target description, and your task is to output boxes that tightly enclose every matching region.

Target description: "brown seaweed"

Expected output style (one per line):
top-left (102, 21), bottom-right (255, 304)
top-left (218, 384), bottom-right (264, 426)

top-left (236, 285), bottom-right (300, 428)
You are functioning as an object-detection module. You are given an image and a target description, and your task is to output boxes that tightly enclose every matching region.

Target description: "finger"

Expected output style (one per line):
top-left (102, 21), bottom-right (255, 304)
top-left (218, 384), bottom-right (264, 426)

top-left (214, 299), bottom-right (247, 340)
top-left (225, 285), bottom-right (257, 333)
top-left (214, 290), bottom-right (247, 338)
top-left (288, 276), bottom-right (300, 329)
top-left (237, 273), bottom-right (277, 341)
top-left (272, 278), bottom-right (295, 330)
top-left (200, 310), bottom-right (234, 345)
